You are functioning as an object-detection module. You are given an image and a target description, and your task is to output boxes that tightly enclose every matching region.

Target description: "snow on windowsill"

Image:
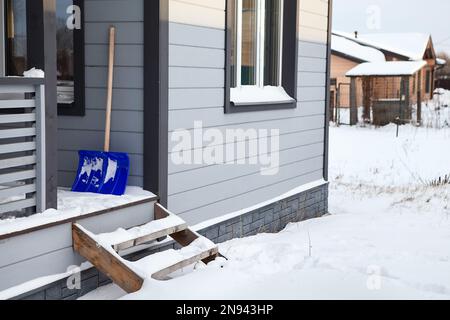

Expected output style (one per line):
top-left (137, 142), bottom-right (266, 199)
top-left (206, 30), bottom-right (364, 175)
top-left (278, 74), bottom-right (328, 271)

top-left (231, 86), bottom-right (295, 106)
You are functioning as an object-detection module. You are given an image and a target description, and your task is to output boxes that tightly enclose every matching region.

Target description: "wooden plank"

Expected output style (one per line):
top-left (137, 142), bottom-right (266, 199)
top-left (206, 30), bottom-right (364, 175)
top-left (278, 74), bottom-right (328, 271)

top-left (0, 156), bottom-right (36, 170)
top-left (151, 247), bottom-right (219, 280)
top-left (72, 224), bottom-right (144, 294)
top-left (0, 128), bottom-right (36, 139)
top-left (0, 100), bottom-right (35, 109)
top-left (113, 222), bottom-right (188, 252)
top-left (0, 170), bottom-right (36, 184)
top-left (0, 113), bottom-right (36, 124)
top-left (0, 142), bottom-right (36, 154)
top-left (155, 203), bottom-right (222, 263)
top-left (0, 198), bottom-right (36, 214)
top-left (0, 184), bottom-right (36, 199)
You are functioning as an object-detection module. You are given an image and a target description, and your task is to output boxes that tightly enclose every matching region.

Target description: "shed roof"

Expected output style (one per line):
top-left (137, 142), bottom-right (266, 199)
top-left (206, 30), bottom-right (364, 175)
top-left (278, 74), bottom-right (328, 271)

top-left (346, 61), bottom-right (427, 77)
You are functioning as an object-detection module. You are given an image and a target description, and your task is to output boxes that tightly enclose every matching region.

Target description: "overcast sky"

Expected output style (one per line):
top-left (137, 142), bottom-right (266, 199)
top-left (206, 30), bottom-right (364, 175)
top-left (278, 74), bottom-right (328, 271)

top-left (332, 0), bottom-right (450, 56)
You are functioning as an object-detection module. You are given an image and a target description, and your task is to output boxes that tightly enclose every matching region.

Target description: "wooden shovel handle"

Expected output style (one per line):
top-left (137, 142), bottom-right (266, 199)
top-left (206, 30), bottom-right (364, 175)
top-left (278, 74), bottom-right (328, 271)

top-left (104, 26), bottom-right (115, 152)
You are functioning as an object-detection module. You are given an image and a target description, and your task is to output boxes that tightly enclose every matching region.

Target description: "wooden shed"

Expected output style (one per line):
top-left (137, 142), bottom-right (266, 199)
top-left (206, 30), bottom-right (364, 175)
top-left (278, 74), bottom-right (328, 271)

top-left (346, 61), bottom-right (427, 126)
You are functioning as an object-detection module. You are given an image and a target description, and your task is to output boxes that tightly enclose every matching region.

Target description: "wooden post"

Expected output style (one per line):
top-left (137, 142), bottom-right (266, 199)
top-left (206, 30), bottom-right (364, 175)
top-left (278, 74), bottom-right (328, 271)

top-left (349, 77), bottom-right (358, 125)
top-left (42, 0), bottom-right (57, 210)
top-left (362, 77), bottom-right (372, 123)
top-left (402, 76), bottom-right (411, 121)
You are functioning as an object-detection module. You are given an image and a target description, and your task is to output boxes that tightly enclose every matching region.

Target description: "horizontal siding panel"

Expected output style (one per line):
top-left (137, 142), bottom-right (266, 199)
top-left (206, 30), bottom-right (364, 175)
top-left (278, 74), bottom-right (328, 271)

top-left (298, 26), bottom-right (328, 44)
top-left (169, 143), bottom-right (324, 195)
top-left (298, 72), bottom-right (327, 87)
top-left (300, 0), bottom-right (329, 16)
top-left (299, 10), bottom-right (328, 31)
top-left (168, 128), bottom-right (325, 174)
top-left (298, 41), bottom-right (327, 59)
top-left (57, 130), bottom-right (143, 155)
top-left (297, 87), bottom-right (326, 102)
top-left (169, 114), bottom-right (324, 137)
top-left (85, 88), bottom-right (143, 111)
top-left (59, 110), bottom-right (143, 133)
top-left (85, 22), bottom-right (143, 44)
top-left (298, 57), bottom-right (327, 73)
top-left (168, 157), bottom-right (323, 215)
top-left (169, 67), bottom-right (224, 88)
top-left (85, 0), bottom-right (143, 22)
top-left (178, 170), bottom-right (324, 225)
top-left (170, 0), bottom-right (225, 29)
top-left (169, 45), bottom-right (224, 68)
top-left (85, 44), bottom-right (143, 67)
top-left (0, 248), bottom-right (82, 292)
top-left (169, 106), bottom-right (324, 131)
top-left (169, 22), bottom-right (225, 49)
top-left (169, 88), bottom-right (224, 110)
top-left (85, 66), bottom-right (143, 89)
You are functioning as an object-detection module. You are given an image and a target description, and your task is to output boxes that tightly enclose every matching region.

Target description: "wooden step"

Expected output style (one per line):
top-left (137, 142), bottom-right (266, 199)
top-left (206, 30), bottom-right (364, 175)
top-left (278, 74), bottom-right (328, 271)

top-left (72, 202), bottom-right (222, 294)
top-left (130, 237), bottom-right (219, 281)
top-left (95, 214), bottom-right (188, 252)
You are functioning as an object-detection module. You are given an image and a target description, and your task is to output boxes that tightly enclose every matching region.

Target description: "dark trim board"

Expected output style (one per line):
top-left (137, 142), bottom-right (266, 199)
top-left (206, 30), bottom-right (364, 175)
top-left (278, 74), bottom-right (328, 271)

top-left (323, 0), bottom-right (333, 181)
top-left (224, 0), bottom-right (299, 114)
top-left (144, 0), bottom-right (169, 206)
top-left (43, 0), bottom-right (58, 210)
top-left (58, 0), bottom-right (86, 117)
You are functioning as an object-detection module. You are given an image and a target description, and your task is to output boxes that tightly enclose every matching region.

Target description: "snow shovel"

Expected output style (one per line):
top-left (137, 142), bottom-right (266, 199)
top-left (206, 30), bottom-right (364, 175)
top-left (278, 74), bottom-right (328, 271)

top-left (71, 27), bottom-right (130, 196)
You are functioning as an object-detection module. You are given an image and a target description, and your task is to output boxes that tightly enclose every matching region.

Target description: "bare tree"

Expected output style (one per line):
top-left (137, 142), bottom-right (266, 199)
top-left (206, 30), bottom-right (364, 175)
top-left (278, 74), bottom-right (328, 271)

top-left (436, 52), bottom-right (450, 78)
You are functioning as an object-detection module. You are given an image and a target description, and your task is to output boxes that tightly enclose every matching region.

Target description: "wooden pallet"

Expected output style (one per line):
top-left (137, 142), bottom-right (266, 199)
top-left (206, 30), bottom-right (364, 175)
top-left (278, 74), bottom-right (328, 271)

top-left (72, 203), bottom-right (220, 293)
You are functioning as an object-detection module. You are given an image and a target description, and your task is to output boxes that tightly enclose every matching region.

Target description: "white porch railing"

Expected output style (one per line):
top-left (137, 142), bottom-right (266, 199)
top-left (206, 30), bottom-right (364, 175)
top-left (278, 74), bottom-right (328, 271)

top-left (0, 78), bottom-right (46, 218)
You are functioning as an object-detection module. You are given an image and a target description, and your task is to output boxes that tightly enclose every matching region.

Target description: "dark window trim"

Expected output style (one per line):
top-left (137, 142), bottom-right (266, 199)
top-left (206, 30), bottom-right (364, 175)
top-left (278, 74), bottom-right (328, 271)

top-left (143, 0), bottom-right (169, 207)
top-left (57, 0), bottom-right (85, 117)
top-left (5, 0), bottom-right (85, 117)
top-left (224, 0), bottom-right (299, 114)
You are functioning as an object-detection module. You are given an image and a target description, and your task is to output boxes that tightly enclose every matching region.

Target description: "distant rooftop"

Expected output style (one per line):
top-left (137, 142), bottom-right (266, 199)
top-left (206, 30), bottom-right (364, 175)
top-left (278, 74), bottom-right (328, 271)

top-left (333, 31), bottom-right (432, 61)
top-left (331, 34), bottom-right (385, 63)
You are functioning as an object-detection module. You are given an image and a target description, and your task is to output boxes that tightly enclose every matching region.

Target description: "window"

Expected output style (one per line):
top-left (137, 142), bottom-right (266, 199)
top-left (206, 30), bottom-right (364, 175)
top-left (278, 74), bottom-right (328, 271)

top-left (226, 0), bottom-right (298, 113)
top-left (5, 0), bottom-right (85, 116)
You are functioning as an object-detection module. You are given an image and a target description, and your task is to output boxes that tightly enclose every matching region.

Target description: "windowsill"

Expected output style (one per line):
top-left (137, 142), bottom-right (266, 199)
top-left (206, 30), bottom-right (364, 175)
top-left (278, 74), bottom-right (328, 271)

top-left (227, 86), bottom-right (297, 113)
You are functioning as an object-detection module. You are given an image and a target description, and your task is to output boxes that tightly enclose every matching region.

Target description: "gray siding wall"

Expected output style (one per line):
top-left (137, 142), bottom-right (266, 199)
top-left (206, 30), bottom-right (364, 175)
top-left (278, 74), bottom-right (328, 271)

top-left (167, 0), bottom-right (329, 224)
top-left (57, 0), bottom-right (144, 188)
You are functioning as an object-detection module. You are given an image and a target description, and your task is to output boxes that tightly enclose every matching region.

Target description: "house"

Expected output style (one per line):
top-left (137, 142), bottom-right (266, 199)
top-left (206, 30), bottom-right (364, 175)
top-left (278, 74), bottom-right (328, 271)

top-left (0, 0), bottom-right (332, 300)
top-left (330, 31), bottom-right (439, 124)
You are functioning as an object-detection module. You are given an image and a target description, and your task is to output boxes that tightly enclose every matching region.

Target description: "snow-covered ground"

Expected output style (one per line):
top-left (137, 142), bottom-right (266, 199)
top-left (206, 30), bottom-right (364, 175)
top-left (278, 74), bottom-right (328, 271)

top-left (81, 90), bottom-right (450, 301)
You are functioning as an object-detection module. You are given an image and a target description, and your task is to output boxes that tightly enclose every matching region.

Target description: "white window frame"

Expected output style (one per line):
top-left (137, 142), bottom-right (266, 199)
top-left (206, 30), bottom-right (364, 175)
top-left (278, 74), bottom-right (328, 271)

top-left (234, 0), bottom-right (284, 89)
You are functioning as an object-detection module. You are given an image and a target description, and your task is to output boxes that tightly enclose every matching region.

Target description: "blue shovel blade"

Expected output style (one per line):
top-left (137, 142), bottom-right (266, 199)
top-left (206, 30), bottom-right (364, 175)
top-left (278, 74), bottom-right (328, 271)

top-left (99, 152), bottom-right (130, 196)
top-left (72, 150), bottom-right (130, 196)
top-left (72, 151), bottom-right (108, 194)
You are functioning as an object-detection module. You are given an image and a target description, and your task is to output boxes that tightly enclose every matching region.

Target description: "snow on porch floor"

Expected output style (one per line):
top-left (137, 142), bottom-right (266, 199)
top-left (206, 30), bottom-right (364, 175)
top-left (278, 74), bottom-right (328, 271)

top-left (82, 97), bottom-right (450, 299)
top-left (0, 187), bottom-right (156, 237)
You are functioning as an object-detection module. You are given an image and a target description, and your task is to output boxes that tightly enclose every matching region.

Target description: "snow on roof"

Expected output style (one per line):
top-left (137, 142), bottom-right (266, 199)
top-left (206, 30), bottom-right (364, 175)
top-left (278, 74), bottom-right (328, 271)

top-left (332, 34), bottom-right (385, 63)
top-left (346, 61), bottom-right (427, 77)
top-left (437, 58), bottom-right (447, 65)
top-left (333, 31), bottom-right (431, 61)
